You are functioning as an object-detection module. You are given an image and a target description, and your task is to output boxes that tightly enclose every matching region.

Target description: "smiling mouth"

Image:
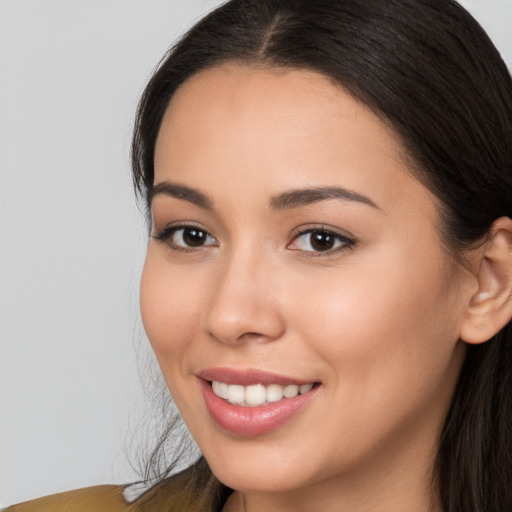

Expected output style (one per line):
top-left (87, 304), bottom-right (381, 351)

top-left (199, 372), bottom-right (321, 435)
top-left (210, 381), bottom-right (318, 407)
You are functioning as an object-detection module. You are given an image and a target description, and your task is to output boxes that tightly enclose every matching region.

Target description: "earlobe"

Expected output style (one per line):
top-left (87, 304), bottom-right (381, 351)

top-left (460, 217), bottom-right (512, 344)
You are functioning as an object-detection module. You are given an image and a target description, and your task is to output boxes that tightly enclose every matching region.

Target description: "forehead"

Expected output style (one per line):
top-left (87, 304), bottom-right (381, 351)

top-left (154, 64), bottom-right (437, 221)
top-left (156, 64), bottom-right (397, 159)
top-left (156, 64), bottom-right (398, 152)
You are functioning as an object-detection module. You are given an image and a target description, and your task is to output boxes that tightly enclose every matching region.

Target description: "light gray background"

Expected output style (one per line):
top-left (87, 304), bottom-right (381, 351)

top-left (1, 0), bottom-right (511, 507)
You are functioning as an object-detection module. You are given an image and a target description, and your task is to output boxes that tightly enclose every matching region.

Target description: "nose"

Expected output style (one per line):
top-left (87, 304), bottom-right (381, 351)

top-left (204, 250), bottom-right (286, 345)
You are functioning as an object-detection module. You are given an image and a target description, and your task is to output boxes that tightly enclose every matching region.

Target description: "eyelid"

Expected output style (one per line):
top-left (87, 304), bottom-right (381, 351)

top-left (290, 223), bottom-right (355, 239)
top-left (152, 222), bottom-right (218, 251)
top-left (152, 221), bottom-right (355, 255)
top-left (288, 224), bottom-right (356, 255)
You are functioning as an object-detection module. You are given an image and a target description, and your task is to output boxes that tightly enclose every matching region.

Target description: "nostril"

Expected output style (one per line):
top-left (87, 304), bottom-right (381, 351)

top-left (207, 328), bottom-right (283, 346)
top-left (204, 281), bottom-right (286, 345)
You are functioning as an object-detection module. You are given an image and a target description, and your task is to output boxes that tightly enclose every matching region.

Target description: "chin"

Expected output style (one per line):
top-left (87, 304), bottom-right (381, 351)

top-left (200, 440), bottom-right (327, 494)
top-left (212, 463), bottom-right (310, 494)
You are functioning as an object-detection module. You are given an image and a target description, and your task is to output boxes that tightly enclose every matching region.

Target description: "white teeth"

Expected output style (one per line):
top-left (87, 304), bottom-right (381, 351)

top-left (245, 384), bottom-right (267, 406)
top-left (227, 384), bottom-right (245, 405)
top-left (300, 383), bottom-right (313, 394)
top-left (212, 381), bottom-right (315, 406)
top-left (212, 381), bottom-right (229, 399)
top-left (266, 384), bottom-right (284, 403)
top-left (283, 384), bottom-right (299, 398)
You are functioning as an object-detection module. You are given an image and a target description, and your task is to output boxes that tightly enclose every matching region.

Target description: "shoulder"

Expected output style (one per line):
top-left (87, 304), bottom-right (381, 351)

top-left (2, 484), bottom-right (129, 512)
top-left (2, 460), bottom-right (229, 512)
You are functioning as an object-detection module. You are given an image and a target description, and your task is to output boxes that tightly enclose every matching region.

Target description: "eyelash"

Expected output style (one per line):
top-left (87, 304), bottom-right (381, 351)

top-left (288, 226), bottom-right (355, 257)
top-left (153, 224), bottom-right (218, 253)
top-left (153, 224), bottom-right (356, 256)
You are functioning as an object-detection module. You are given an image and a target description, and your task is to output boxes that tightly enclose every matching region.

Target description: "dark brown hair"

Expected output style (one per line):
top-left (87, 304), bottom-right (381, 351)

top-left (132, 1), bottom-right (512, 510)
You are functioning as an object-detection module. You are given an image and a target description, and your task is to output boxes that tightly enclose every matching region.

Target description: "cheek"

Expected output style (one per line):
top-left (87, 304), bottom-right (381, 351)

top-left (139, 251), bottom-right (205, 364)
top-left (280, 253), bottom-right (464, 469)
top-left (139, 251), bottom-right (217, 444)
top-left (290, 247), bottom-right (461, 399)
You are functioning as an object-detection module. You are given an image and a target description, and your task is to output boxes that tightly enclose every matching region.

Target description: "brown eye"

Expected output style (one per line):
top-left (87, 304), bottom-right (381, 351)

top-left (171, 226), bottom-right (217, 248)
top-left (309, 231), bottom-right (336, 251)
top-left (289, 228), bottom-right (354, 254)
top-left (154, 225), bottom-right (218, 250)
top-left (181, 227), bottom-right (209, 247)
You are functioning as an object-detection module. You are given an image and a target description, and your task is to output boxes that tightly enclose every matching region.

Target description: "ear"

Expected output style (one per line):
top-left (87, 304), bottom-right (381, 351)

top-left (460, 217), bottom-right (512, 344)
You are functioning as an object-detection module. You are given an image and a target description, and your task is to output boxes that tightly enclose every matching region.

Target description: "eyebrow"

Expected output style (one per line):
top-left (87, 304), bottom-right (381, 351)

top-left (148, 181), bottom-right (380, 212)
top-left (270, 186), bottom-right (380, 211)
top-left (148, 182), bottom-right (213, 210)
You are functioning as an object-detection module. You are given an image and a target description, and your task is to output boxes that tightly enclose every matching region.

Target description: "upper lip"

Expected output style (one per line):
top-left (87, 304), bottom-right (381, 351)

top-left (197, 367), bottom-right (318, 386)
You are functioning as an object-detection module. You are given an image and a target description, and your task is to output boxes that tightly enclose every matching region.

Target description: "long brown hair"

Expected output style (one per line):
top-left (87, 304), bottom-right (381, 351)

top-left (132, 1), bottom-right (512, 510)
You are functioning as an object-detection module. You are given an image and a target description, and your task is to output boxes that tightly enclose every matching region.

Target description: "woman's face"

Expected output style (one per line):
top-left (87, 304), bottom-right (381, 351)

top-left (141, 65), bottom-right (470, 496)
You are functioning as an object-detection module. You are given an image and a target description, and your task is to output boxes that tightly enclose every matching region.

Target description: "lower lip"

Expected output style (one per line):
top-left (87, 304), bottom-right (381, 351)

top-left (199, 379), bottom-right (319, 436)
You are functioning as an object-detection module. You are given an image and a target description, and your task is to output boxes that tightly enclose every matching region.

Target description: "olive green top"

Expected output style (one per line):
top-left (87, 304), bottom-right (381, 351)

top-left (3, 485), bottom-right (129, 512)
top-left (3, 462), bottom-right (230, 512)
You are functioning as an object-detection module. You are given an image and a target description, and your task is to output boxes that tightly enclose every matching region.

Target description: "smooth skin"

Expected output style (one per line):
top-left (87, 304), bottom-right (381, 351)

top-left (140, 65), bottom-right (512, 512)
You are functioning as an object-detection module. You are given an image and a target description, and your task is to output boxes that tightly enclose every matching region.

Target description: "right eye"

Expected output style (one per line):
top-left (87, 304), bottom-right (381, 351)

top-left (153, 225), bottom-right (218, 251)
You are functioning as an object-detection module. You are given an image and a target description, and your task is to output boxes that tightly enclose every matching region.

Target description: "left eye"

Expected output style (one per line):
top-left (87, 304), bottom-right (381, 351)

top-left (172, 227), bottom-right (217, 248)
top-left (289, 229), bottom-right (353, 253)
top-left (154, 225), bottom-right (218, 249)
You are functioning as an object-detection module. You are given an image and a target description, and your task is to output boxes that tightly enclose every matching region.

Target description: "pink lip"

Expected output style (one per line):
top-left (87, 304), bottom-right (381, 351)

top-left (198, 367), bottom-right (315, 386)
top-left (197, 368), bottom-right (320, 436)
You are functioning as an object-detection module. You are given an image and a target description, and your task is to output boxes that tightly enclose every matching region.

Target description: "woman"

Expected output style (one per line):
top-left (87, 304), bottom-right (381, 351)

top-left (6, 0), bottom-right (512, 511)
